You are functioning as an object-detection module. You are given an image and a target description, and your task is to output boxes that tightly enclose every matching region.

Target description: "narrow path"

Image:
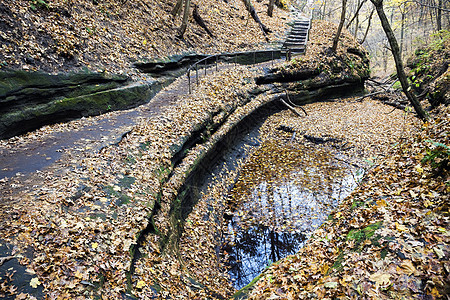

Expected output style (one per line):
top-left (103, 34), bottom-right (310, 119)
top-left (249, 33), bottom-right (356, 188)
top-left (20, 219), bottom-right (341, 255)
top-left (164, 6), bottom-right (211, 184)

top-left (0, 60), bottom-right (282, 201)
top-left (0, 79), bottom-right (182, 180)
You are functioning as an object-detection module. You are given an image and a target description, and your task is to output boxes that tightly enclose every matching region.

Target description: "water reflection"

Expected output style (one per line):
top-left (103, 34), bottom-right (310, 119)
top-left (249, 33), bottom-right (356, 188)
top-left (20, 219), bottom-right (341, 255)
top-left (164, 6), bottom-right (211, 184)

top-left (223, 224), bottom-right (306, 289)
top-left (223, 140), bottom-right (363, 289)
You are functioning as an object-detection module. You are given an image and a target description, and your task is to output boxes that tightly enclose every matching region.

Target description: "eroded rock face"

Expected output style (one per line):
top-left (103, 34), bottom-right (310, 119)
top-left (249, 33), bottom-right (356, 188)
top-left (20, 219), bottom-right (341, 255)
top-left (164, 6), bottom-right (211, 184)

top-left (407, 31), bottom-right (449, 107)
top-left (0, 70), bottom-right (164, 139)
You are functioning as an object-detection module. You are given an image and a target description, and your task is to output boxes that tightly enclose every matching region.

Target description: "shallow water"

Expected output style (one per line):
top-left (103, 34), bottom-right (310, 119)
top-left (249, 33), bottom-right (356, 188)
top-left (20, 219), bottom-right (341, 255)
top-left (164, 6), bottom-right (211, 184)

top-left (223, 140), bottom-right (363, 289)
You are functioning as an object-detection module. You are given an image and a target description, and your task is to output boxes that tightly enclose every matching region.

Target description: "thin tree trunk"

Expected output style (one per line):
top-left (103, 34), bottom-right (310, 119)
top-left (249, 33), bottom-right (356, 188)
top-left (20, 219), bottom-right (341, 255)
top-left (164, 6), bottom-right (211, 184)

top-left (242, 0), bottom-right (271, 40)
top-left (346, 0), bottom-right (366, 30)
top-left (437, 0), bottom-right (442, 30)
top-left (332, 0), bottom-right (348, 52)
top-left (370, 0), bottom-right (427, 120)
top-left (193, 4), bottom-right (214, 37)
top-left (400, 9), bottom-right (405, 59)
top-left (171, 0), bottom-right (183, 17)
top-left (360, 8), bottom-right (374, 44)
top-left (322, 0), bottom-right (327, 20)
top-left (268, 0), bottom-right (275, 17)
top-left (177, 0), bottom-right (191, 39)
top-left (354, 7), bottom-right (360, 37)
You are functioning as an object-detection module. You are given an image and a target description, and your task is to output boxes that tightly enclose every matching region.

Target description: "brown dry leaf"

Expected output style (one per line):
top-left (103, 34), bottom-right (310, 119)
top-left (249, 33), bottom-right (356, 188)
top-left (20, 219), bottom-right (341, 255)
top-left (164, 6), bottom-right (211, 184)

top-left (369, 272), bottom-right (391, 288)
top-left (398, 260), bottom-right (417, 276)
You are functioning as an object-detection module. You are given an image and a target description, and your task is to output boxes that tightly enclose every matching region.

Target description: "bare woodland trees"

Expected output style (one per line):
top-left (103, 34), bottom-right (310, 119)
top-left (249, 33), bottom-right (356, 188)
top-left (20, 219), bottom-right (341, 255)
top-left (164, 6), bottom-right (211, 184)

top-left (177, 0), bottom-right (191, 38)
top-left (369, 0), bottom-right (427, 120)
top-left (332, 0), bottom-right (348, 52)
top-left (172, 0), bottom-right (273, 39)
top-left (320, 0), bottom-right (448, 118)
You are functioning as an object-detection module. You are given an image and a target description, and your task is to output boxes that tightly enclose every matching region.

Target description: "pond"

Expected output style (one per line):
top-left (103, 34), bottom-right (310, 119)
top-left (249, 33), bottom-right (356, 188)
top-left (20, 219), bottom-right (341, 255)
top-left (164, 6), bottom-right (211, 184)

top-left (221, 138), bottom-right (363, 290)
top-left (179, 106), bottom-right (365, 292)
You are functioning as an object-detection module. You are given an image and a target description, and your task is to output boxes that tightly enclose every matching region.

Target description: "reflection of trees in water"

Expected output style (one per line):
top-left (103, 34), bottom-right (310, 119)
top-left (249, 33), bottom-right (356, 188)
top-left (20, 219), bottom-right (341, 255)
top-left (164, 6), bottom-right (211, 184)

top-left (224, 224), bottom-right (306, 290)
top-left (222, 140), bottom-right (363, 289)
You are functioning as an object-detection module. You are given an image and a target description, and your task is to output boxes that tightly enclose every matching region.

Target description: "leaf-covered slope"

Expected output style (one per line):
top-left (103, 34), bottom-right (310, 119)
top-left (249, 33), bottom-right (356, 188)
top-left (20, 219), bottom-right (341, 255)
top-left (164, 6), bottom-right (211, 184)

top-left (0, 0), bottom-right (289, 75)
top-left (247, 105), bottom-right (449, 298)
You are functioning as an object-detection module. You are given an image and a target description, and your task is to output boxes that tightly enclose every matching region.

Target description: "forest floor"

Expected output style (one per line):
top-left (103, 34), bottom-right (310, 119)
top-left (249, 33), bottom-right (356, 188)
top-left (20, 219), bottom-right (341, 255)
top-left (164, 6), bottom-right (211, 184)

top-left (0, 2), bottom-right (448, 299)
top-left (1, 60), bottom-right (448, 299)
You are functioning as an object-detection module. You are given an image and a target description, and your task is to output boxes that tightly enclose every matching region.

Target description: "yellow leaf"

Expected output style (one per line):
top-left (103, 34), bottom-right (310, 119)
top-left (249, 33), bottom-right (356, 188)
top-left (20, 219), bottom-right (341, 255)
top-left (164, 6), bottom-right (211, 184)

top-left (395, 222), bottom-right (408, 232)
top-left (136, 280), bottom-right (146, 289)
top-left (376, 198), bottom-right (386, 207)
top-left (369, 272), bottom-right (391, 288)
top-left (414, 164), bottom-right (423, 173)
top-left (320, 264), bottom-right (329, 275)
top-left (92, 242), bottom-right (98, 249)
top-left (75, 270), bottom-right (83, 279)
top-left (437, 227), bottom-right (446, 233)
top-left (431, 287), bottom-right (441, 298)
top-left (423, 199), bottom-right (432, 208)
top-left (30, 277), bottom-right (41, 288)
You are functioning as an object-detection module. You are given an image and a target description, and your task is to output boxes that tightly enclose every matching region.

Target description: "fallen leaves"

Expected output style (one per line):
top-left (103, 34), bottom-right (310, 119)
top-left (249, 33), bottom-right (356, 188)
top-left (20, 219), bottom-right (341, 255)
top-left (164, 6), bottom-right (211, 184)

top-left (29, 277), bottom-right (40, 289)
top-left (0, 0), bottom-right (290, 76)
top-left (248, 105), bottom-right (449, 299)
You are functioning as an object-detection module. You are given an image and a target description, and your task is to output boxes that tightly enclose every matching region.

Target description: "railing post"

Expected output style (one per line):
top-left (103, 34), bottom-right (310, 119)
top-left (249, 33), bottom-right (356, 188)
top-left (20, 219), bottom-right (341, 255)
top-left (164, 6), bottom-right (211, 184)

top-left (271, 50), bottom-right (274, 66)
top-left (234, 54), bottom-right (237, 67)
top-left (253, 51), bottom-right (256, 64)
top-left (204, 59), bottom-right (207, 76)
top-left (216, 55), bottom-right (218, 72)
top-left (188, 69), bottom-right (191, 94)
top-left (196, 64), bottom-right (199, 86)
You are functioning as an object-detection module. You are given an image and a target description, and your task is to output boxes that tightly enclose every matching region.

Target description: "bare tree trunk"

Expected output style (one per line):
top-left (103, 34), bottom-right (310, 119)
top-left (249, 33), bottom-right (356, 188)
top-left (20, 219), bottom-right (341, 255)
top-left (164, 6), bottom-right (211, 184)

top-left (171, 0), bottom-right (183, 17)
top-left (177, 0), bottom-right (191, 39)
top-left (360, 8), bottom-right (374, 44)
top-left (268, 0), bottom-right (275, 17)
top-left (370, 0), bottom-right (427, 120)
top-left (193, 4), bottom-right (214, 37)
top-left (400, 8), bottom-right (406, 59)
top-left (437, 0), bottom-right (442, 30)
top-left (242, 0), bottom-right (271, 40)
top-left (346, 0), bottom-right (366, 30)
top-left (332, 0), bottom-right (348, 52)
top-left (322, 0), bottom-right (327, 20)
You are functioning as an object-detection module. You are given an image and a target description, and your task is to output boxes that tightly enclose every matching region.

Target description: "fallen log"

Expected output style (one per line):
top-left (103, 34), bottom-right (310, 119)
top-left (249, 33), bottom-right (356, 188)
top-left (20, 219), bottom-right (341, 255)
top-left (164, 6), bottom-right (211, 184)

top-left (280, 98), bottom-right (304, 117)
top-left (303, 135), bottom-right (341, 144)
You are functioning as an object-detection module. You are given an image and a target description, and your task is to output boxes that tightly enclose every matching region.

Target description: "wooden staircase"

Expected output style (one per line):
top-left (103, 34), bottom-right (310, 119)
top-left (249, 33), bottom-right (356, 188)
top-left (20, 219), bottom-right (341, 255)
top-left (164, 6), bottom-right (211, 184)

top-left (281, 18), bottom-right (311, 56)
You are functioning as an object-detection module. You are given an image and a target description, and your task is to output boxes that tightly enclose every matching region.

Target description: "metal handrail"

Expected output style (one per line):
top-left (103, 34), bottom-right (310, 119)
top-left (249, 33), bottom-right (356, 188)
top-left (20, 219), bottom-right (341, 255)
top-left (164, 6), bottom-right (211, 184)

top-left (187, 49), bottom-right (280, 94)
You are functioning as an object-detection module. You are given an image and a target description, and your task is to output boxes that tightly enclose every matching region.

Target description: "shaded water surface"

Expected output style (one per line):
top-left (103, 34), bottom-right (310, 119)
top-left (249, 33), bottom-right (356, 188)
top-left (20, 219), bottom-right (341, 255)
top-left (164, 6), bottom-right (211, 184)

top-left (223, 139), bottom-right (363, 289)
